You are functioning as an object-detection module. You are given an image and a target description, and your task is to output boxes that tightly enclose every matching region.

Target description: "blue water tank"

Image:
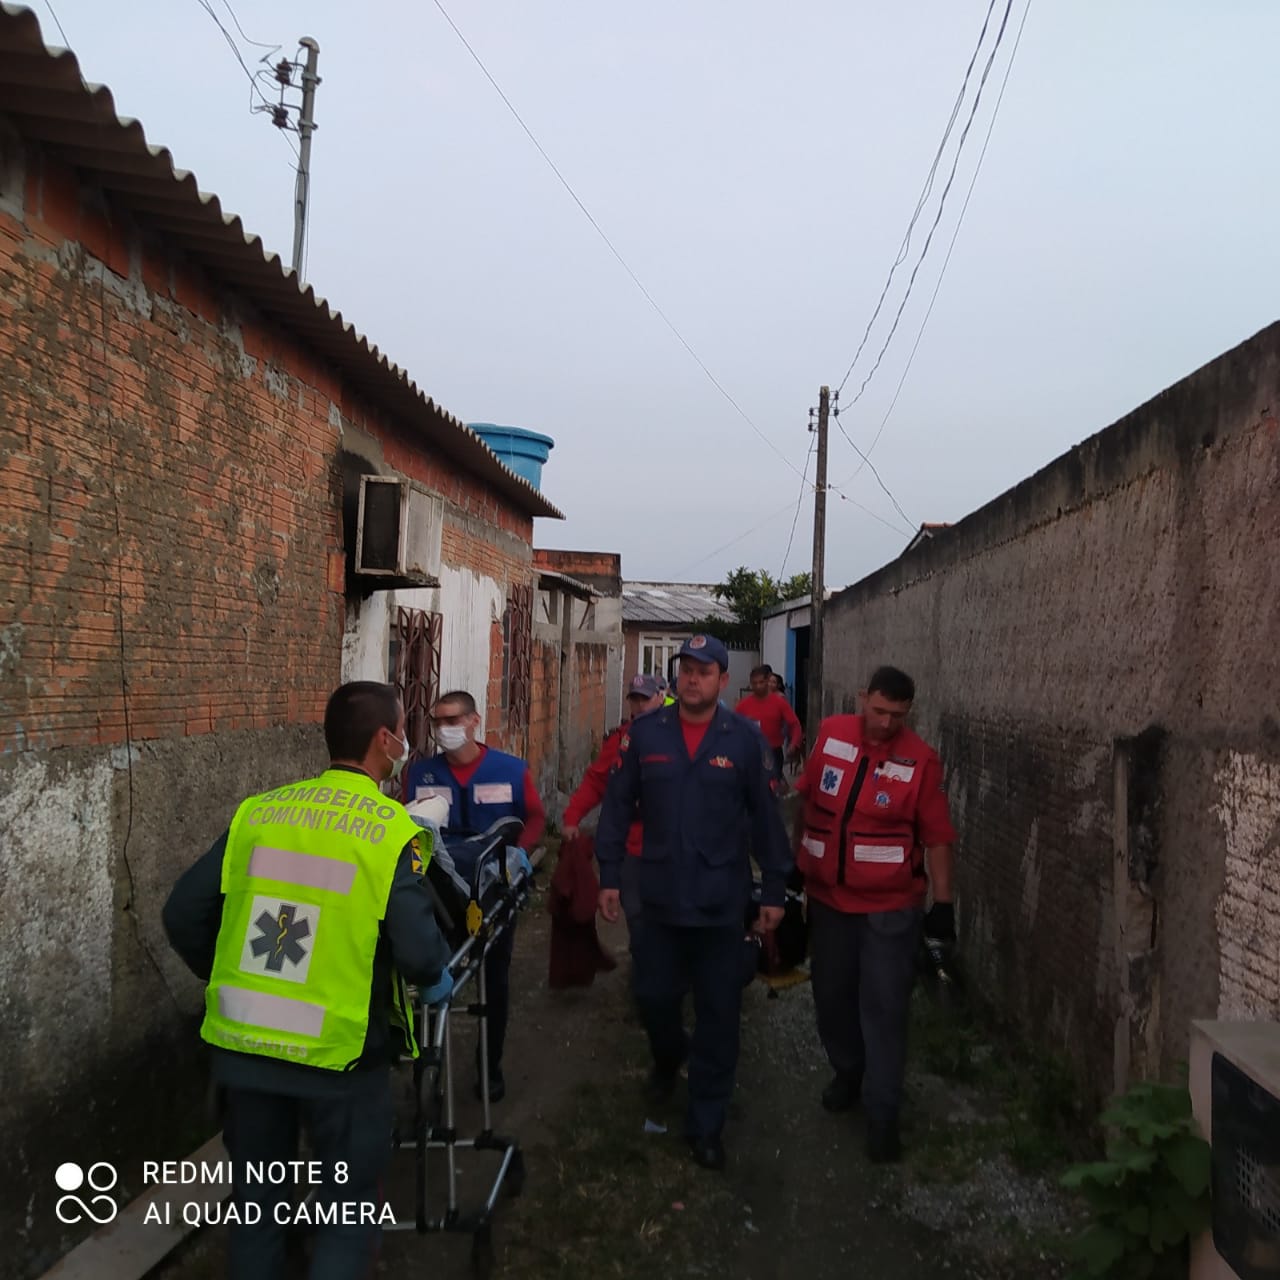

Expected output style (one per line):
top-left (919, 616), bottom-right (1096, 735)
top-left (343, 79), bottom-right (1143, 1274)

top-left (469, 423), bottom-right (555, 491)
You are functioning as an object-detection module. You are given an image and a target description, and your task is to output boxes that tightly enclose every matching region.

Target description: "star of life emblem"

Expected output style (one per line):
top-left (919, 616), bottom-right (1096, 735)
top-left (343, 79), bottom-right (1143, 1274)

top-left (820, 764), bottom-right (844, 796)
top-left (240, 896), bottom-right (319, 984)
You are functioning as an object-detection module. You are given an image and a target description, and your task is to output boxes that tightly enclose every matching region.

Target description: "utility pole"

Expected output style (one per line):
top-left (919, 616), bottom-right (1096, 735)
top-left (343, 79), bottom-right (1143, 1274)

top-left (807, 385), bottom-right (829, 737)
top-left (291, 37), bottom-right (321, 279)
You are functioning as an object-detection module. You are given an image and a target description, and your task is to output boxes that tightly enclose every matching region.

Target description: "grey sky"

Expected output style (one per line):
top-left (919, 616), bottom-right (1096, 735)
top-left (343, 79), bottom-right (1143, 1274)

top-left (34, 0), bottom-right (1280, 588)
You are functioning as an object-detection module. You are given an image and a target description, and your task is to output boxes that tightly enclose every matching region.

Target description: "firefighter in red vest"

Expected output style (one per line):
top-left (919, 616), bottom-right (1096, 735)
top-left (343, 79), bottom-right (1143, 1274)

top-left (793, 665), bottom-right (956, 1163)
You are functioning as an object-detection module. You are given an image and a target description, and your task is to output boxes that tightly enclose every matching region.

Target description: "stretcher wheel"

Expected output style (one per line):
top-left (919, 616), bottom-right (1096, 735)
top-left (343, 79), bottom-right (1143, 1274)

top-left (506, 1147), bottom-right (526, 1198)
top-left (471, 1222), bottom-right (494, 1279)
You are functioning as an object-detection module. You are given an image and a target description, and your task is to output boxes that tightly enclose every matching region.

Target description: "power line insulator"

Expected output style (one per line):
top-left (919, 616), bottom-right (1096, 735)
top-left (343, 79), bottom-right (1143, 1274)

top-left (270, 104), bottom-right (290, 129)
top-left (275, 58), bottom-right (294, 85)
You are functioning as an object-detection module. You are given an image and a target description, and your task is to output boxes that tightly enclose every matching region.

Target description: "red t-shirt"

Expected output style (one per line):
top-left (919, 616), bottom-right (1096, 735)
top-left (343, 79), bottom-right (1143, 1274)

top-left (734, 691), bottom-right (802, 749)
top-left (442, 745), bottom-right (545, 849)
top-left (680, 716), bottom-right (711, 758)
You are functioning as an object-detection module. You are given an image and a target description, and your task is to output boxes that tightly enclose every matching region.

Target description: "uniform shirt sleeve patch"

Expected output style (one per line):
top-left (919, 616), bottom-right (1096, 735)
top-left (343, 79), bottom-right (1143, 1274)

top-left (876, 761), bottom-right (915, 784)
top-left (820, 764), bottom-right (845, 796)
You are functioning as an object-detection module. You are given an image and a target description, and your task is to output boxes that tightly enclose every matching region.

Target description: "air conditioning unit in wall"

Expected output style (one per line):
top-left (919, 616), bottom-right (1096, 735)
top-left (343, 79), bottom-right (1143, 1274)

top-left (1190, 1021), bottom-right (1280, 1279)
top-left (354, 474), bottom-right (443, 585)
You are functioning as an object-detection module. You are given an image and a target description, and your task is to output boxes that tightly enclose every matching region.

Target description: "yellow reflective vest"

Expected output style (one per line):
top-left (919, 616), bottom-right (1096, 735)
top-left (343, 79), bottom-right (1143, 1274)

top-left (202, 768), bottom-right (423, 1070)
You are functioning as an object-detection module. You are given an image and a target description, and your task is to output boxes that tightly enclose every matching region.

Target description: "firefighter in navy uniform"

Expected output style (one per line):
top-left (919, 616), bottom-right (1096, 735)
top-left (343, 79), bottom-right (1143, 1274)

top-left (162, 681), bottom-right (453, 1280)
top-left (404, 689), bottom-right (545, 1103)
top-left (597, 634), bottom-right (792, 1172)
top-left (793, 664), bottom-right (957, 1163)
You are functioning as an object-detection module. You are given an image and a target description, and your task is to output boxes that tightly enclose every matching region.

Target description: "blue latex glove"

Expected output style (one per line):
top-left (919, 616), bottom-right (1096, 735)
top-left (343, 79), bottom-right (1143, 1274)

top-left (420, 971), bottom-right (455, 1006)
top-left (512, 847), bottom-right (532, 877)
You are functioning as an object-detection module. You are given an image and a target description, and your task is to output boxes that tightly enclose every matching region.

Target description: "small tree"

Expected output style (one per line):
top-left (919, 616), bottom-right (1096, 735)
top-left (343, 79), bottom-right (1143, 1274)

top-left (693, 567), bottom-right (812, 649)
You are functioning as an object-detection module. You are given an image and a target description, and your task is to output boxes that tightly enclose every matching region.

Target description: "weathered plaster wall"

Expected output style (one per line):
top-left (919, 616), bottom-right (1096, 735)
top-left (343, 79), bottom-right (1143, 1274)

top-left (822, 323), bottom-right (1280, 1095)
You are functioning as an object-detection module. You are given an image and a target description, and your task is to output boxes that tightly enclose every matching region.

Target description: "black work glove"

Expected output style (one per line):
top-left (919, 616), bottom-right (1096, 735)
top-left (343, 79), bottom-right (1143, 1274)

top-left (923, 901), bottom-right (956, 942)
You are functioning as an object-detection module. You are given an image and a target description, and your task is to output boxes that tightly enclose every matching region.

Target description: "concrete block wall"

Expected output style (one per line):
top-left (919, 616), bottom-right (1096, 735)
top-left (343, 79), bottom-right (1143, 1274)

top-left (821, 322), bottom-right (1280, 1096)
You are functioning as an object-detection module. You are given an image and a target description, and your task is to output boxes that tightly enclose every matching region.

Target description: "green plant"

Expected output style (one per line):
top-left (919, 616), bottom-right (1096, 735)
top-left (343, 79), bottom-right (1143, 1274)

top-left (1061, 1080), bottom-right (1210, 1279)
top-left (692, 566), bottom-right (811, 648)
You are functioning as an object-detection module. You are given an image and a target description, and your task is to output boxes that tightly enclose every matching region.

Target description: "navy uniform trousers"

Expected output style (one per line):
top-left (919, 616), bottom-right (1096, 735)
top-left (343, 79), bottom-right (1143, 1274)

top-left (631, 919), bottom-right (744, 1140)
top-left (222, 1071), bottom-right (393, 1280)
top-left (807, 898), bottom-right (922, 1114)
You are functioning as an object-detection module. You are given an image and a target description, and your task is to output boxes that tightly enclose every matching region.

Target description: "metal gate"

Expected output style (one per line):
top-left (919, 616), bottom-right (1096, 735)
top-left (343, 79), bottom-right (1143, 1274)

top-left (506, 583), bottom-right (533, 752)
top-left (393, 607), bottom-right (442, 776)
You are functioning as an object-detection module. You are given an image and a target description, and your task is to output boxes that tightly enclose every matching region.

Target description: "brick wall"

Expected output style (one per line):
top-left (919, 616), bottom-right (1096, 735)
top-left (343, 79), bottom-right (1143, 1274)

top-left (571, 641), bottom-right (610, 762)
top-left (528, 635), bottom-right (561, 798)
top-left (0, 131), bottom-right (538, 1275)
top-left (533, 547), bottom-right (621, 592)
top-left (822, 322), bottom-right (1280, 1097)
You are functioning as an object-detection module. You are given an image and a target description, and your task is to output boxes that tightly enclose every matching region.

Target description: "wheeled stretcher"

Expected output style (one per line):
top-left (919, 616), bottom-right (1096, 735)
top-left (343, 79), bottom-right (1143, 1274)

top-left (386, 815), bottom-right (538, 1277)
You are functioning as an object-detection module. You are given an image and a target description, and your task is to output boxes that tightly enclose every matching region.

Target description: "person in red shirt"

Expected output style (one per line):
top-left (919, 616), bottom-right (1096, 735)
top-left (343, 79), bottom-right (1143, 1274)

top-left (793, 665), bottom-right (956, 1163)
top-left (735, 665), bottom-right (803, 782)
top-left (562, 674), bottom-right (665, 947)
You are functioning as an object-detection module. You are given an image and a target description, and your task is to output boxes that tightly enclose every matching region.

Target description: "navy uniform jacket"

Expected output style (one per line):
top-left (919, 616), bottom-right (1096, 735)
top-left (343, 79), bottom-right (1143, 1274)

top-left (597, 704), bottom-right (792, 928)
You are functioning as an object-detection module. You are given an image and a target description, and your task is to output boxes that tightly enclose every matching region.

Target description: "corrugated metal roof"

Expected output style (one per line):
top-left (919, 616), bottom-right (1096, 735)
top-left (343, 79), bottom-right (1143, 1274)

top-left (0, 4), bottom-right (563, 521)
top-left (537, 569), bottom-right (596, 600)
top-left (621, 581), bottom-right (734, 626)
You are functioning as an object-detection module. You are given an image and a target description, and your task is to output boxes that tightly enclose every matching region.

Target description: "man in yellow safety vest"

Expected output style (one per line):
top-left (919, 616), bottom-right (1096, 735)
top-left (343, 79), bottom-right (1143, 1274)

top-left (163, 680), bottom-right (452, 1279)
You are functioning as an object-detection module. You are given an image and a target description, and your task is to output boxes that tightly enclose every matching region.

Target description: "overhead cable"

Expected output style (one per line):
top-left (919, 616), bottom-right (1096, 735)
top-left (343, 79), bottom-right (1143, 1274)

top-left (837, 0), bottom-right (1015, 410)
top-left (834, 0), bottom-right (1034, 489)
top-left (835, 0), bottom-right (999, 394)
top-left (429, 0), bottom-right (805, 482)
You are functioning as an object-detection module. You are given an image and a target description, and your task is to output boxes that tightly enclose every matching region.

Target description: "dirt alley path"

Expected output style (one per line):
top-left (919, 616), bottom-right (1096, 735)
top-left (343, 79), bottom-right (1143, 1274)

top-left (156, 865), bottom-right (1075, 1279)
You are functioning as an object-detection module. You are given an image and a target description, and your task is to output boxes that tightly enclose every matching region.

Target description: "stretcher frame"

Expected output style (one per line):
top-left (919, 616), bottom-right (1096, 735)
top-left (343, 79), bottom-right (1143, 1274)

top-left (386, 817), bottom-right (536, 1278)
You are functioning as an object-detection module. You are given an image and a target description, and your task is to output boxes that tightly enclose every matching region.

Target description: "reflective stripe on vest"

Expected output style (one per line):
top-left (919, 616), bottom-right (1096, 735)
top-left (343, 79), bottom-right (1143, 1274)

top-left (797, 717), bottom-right (926, 904)
top-left (412, 748), bottom-right (526, 837)
top-left (202, 768), bottom-right (422, 1070)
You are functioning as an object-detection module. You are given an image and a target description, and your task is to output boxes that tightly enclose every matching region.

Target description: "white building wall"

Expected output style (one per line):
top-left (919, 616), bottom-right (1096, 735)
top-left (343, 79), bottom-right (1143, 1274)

top-left (433, 564), bottom-right (504, 723)
top-left (339, 564), bottom-right (505, 732)
top-left (762, 612), bottom-right (788, 678)
top-left (725, 648), bottom-right (758, 705)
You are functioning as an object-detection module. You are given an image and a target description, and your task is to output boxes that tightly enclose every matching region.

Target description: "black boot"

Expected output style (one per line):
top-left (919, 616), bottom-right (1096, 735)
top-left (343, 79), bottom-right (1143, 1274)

top-left (644, 1064), bottom-right (679, 1104)
top-left (821, 1072), bottom-right (861, 1113)
top-left (687, 1134), bottom-right (726, 1171)
top-left (865, 1108), bottom-right (901, 1163)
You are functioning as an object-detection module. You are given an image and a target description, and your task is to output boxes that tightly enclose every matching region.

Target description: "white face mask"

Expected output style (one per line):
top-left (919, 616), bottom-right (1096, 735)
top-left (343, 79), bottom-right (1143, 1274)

top-left (436, 723), bottom-right (470, 753)
top-left (387, 733), bottom-right (410, 780)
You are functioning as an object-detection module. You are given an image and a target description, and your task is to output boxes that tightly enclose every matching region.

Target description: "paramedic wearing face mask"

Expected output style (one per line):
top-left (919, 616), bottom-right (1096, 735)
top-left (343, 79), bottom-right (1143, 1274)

top-left (405, 690), bottom-right (545, 1103)
top-left (162, 681), bottom-right (452, 1280)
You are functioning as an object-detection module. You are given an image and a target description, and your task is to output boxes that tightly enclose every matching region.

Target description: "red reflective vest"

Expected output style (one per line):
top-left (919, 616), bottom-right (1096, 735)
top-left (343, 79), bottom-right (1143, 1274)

top-left (796, 715), bottom-right (945, 914)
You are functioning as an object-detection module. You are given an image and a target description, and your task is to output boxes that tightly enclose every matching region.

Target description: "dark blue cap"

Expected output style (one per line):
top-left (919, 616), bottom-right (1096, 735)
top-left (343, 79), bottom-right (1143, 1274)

top-left (676, 633), bottom-right (729, 671)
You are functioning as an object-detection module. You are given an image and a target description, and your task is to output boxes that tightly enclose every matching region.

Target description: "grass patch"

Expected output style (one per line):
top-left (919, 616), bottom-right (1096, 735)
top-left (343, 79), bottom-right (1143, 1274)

top-left (911, 986), bottom-right (1089, 1175)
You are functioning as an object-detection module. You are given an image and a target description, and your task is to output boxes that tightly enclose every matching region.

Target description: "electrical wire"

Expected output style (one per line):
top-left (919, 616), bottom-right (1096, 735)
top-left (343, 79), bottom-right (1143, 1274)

top-left (836, 0), bottom-right (998, 394)
top-left (825, 479), bottom-right (916, 537)
top-left (778, 431), bottom-right (818, 580)
top-left (193, 0), bottom-right (300, 160)
top-left (218, 0), bottom-right (281, 53)
top-left (429, 0), bottom-right (805, 482)
top-left (838, 0), bottom-right (1015, 415)
top-left (673, 493), bottom-right (811, 580)
top-left (831, 404), bottom-right (914, 529)
top-left (40, 0), bottom-right (69, 47)
top-left (834, 0), bottom-right (1033, 489)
